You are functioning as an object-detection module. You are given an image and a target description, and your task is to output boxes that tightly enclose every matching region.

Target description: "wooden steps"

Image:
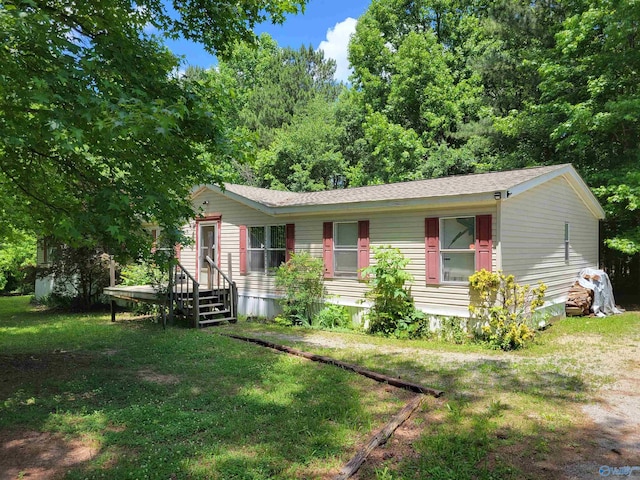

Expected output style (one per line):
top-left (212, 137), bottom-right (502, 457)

top-left (174, 288), bottom-right (237, 327)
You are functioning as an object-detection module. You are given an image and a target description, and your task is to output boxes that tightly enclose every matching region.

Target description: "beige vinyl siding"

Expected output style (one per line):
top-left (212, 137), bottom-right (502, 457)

top-left (500, 176), bottom-right (599, 304)
top-left (183, 190), bottom-right (280, 295)
top-left (185, 189), bottom-right (497, 317)
top-left (296, 208), bottom-right (496, 315)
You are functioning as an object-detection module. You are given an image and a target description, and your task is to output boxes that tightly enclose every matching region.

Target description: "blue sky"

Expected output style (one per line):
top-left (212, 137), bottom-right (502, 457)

top-left (163, 0), bottom-right (371, 82)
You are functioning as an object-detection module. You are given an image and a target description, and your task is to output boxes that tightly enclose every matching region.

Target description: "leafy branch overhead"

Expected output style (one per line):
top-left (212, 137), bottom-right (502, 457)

top-left (0, 0), bottom-right (306, 259)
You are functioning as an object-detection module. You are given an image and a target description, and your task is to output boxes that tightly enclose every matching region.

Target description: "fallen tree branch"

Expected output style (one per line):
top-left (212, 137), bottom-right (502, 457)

top-left (335, 394), bottom-right (426, 480)
top-left (223, 334), bottom-right (444, 397)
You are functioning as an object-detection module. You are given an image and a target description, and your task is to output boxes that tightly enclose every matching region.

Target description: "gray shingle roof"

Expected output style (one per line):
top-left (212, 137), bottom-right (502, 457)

top-left (222, 164), bottom-right (570, 207)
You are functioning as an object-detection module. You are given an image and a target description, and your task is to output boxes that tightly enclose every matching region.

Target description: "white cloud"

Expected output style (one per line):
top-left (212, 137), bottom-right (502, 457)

top-left (318, 17), bottom-right (357, 83)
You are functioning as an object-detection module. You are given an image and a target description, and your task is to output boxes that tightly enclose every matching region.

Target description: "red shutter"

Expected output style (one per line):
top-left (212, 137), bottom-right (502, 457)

top-left (323, 222), bottom-right (334, 278)
top-left (239, 225), bottom-right (247, 275)
top-left (285, 223), bottom-right (295, 262)
top-left (357, 220), bottom-right (370, 280)
top-left (425, 217), bottom-right (440, 285)
top-left (475, 215), bottom-right (492, 272)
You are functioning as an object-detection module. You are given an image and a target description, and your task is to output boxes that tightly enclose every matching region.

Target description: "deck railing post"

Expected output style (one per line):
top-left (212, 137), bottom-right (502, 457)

top-left (193, 283), bottom-right (200, 328)
top-left (109, 256), bottom-right (116, 287)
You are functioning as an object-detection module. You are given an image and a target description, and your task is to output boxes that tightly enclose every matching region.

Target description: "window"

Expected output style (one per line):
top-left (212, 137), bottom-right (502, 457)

top-left (247, 225), bottom-right (286, 274)
top-left (426, 215), bottom-right (492, 285)
top-left (334, 222), bottom-right (358, 277)
top-left (323, 220), bottom-right (369, 279)
top-left (441, 217), bottom-right (476, 283)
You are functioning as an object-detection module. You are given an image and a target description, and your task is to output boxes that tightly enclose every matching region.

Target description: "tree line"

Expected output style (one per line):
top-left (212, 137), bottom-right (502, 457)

top-left (0, 0), bottom-right (637, 296)
top-left (205, 0), bottom-right (639, 296)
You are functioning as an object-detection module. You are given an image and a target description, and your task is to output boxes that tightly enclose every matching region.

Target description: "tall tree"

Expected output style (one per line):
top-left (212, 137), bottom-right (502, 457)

top-left (346, 0), bottom-right (487, 182)
top-left (256, 97), bottom-right (346, 191)
top-left (0, 0), bottom-right (306, 259)
top-left (513, 0), bottom-right (640, 291)
top-left (228, 38), bottom-right (341, 149)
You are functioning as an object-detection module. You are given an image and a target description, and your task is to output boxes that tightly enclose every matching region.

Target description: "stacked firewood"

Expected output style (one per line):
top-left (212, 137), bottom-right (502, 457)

top-left (565, 282), bottom-right (594, 316)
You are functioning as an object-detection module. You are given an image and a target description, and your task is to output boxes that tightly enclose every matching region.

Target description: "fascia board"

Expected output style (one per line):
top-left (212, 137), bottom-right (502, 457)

top-left (564, 171), bottom-right (606, 219)
top-left (505, 165), bottom-right (605, 219)
top-left (204, 184), bottom-right (278, 216)
top-left (196, 185), bottom-right (500, 216)
top-left (268, 193), bottom-right (499, 216)
top-left (190, 185), bottom-right (209, 199)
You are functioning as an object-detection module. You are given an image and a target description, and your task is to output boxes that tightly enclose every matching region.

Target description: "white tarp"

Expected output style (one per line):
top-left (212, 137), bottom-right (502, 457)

top-left (576, 268), bottom-right (623, 317)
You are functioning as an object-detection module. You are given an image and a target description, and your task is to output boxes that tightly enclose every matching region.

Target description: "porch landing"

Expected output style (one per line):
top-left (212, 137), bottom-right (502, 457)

top-left (103, 285), bottom-right (165, 304)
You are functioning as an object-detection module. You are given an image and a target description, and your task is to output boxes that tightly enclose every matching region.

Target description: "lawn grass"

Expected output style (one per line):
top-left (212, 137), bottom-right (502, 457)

top-left (0, 297), bottom-right (413, 479)
top-left (3, 296), bottom-right (639, 479)
top-left (222, 311), bottom-right (640, 479)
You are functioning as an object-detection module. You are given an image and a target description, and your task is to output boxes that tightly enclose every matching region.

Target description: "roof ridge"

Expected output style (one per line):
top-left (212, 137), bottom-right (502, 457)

top-left (219, 164), bottom-right (574, 208)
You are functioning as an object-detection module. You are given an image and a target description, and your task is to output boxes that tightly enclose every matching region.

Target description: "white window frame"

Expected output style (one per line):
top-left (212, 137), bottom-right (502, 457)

top-left (247, 225), bottom-right (286, 275)
top-left (333, 221), bottom-right (358, 278)
top-left (440, 216), bottom-right (476, 284)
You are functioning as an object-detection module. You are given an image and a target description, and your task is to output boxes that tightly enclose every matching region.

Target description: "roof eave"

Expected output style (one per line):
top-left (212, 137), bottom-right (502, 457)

top-left (505, 165), bottom-right (605, 219)
top-left (203, 184), bottom-right (279, 216)
top-left (268, 192), bottom-right (500, 216)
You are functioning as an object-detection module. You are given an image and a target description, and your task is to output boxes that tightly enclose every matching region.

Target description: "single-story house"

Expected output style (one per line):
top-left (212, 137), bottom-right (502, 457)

top-left (178, 163), bottom-right (604, 321)
top-left (36, 163), bottom-right (605, 324)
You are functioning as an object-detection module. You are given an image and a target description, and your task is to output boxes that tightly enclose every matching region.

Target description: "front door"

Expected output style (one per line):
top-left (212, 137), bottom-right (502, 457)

top-left (199, 224), bottom-right (216, 288)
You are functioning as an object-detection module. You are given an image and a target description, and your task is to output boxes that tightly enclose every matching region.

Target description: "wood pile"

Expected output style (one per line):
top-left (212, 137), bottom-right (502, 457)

top-left (566, 281), bottom-right (594, 316)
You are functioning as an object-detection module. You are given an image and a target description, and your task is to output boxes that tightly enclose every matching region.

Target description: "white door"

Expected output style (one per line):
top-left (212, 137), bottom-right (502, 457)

top-left (199, 224), bottom-right (216, 287)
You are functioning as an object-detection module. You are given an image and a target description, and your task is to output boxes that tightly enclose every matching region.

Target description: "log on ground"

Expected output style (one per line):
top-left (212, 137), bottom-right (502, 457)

top-left (224, 334), bottom-right (444, 398)
top-left (335, 394), bottom-right (427, 480)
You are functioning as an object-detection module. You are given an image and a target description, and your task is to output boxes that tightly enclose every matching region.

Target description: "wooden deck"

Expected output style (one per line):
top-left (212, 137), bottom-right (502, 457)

top-left (104, 282), bottom-right (236, 328)
top-left (103, 285), bottom-right (166, 304)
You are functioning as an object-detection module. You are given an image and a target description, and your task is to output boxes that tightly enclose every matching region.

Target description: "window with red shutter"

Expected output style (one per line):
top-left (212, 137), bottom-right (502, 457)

top-left (285, 223), bottom-right (295, 262)
top-left (239, 225), bottom-right (247, 275)
top-left (426, 215), bottom-right (493, 284)
top-left (475, 215), bottom-right (492, 272)
top-left (357, 220), bottom-right (370, 280)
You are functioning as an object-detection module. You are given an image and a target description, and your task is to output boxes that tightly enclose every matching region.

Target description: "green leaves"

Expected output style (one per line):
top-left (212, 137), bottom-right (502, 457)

top-left (275, 252), bottom-right (325, 326)
top-left (363, 246), bottom-right (421, 337)
top-left (0, 0), bottom-right (305, 260)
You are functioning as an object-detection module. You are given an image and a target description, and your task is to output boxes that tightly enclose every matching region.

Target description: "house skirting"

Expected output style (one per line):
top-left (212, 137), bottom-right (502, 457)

top-left (238, 291), bottom-right (566, 330)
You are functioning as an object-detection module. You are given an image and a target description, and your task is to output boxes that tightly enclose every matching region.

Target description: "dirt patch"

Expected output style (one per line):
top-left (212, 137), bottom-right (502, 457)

top-left (0, 430), bottom-right (97, 480)
top-left (137, 368), bottom-right (180, 385)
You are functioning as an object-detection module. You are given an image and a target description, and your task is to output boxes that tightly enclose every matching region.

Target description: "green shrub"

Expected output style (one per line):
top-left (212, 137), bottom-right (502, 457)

top-left (314, 303), bottom-right (352, 329)
top-left (406, 312), bottom-right (432, 340)
top-left (0, 229), bottom-right (36, 294)
top-left (120, 261), bottom-right (164, 287)
top-left (438, 316), bottom-right (468, 344)
top-left (275, 252), bottom-right (325, 326)
top-left (469, 269), bottom-right (546, 350)
top-left (362, 246), bottom-right (422, 337)
top-left (120, 260), bottom-right (165, 315)
top-left (37, 245), bottom-right (111, 311)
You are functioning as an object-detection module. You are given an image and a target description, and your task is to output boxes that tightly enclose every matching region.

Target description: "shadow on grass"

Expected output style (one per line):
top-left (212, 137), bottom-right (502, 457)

top-left (217, 325), bottom-right (626, 479)
top-left (0, 297), bottom-right (408, 479)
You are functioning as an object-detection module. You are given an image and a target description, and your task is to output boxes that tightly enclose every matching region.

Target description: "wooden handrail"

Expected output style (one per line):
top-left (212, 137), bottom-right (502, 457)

top-left (170, 259), bottom-right (200, 328)
top-left (176, 259), bottom-right (198, 285)
top-left (204, 256), bottom-right (233, 286)
top-left (205, 255), bottom-right (237, 320)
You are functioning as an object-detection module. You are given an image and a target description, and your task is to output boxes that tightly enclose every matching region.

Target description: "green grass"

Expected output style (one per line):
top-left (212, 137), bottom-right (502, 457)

top-left (0, 297), bottom-right (411, 479)
top-left (3, 296), bottom-right (639, 479)
top-left (223, 311), bottom-right (640, 479)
